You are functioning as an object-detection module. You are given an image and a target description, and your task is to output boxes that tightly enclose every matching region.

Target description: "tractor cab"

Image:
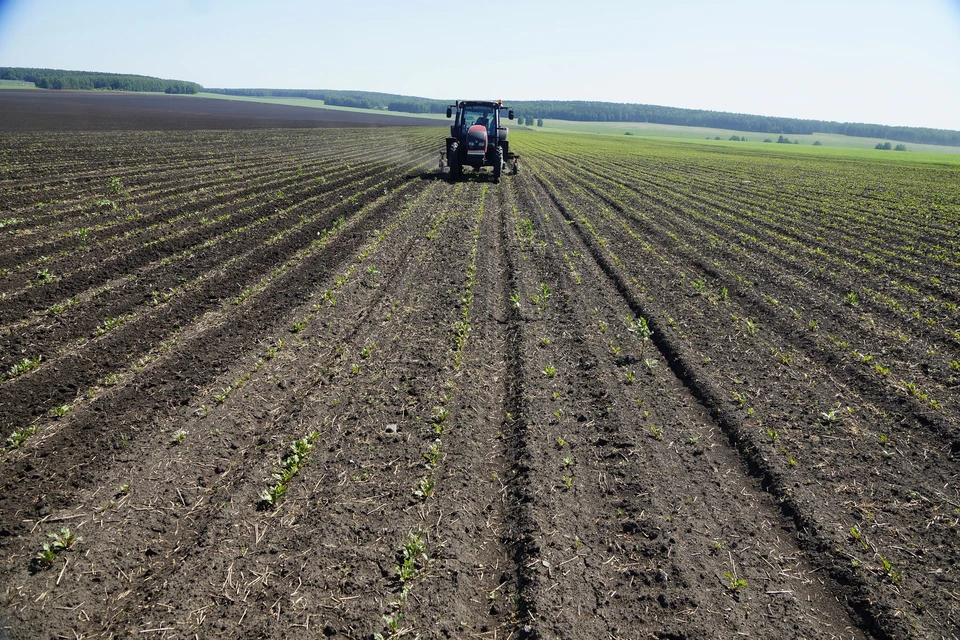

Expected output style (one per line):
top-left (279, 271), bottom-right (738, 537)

top-left (454, 104), bottom-right (498, 138)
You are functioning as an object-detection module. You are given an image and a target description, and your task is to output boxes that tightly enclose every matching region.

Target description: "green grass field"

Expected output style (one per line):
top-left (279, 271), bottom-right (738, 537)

top-left (0, 80), bottom-right (37, 89)
top-left (512, 128), bottom-right (960, 168)
top-left (535, 119), bottom-right (960, 156)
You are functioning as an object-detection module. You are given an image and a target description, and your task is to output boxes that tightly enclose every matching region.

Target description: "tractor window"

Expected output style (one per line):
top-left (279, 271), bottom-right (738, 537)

top-left (462, 106), bottom-right (496, 134)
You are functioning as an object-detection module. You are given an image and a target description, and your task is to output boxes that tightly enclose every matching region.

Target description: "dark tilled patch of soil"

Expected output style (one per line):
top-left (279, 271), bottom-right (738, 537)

top-left (488, 172), bottom-right (866, 639)
top-left (0, 90), bottom-right (446, 131)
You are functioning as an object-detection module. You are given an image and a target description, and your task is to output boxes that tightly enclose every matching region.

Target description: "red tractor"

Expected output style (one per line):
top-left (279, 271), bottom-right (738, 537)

top-left (441, 100), bottom-right (519, 182)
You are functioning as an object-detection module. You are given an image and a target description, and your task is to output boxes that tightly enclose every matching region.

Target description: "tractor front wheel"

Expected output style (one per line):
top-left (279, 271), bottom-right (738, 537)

top-left (493, 145), bottom-right (503, 183)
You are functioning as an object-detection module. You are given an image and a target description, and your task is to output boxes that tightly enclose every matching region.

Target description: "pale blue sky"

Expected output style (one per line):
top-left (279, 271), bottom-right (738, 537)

top-left (1, 0), bottom-right (958, 129)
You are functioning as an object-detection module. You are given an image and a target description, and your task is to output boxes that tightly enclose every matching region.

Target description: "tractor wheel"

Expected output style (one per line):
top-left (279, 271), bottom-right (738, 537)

top-left (493, 145), bottom-right (503, 183)
top-left (449, 143), bottom-right (462, 181)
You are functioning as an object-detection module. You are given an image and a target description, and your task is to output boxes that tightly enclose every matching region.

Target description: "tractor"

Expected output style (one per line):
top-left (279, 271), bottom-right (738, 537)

top-left (440, 100), bottom-right (519, 182)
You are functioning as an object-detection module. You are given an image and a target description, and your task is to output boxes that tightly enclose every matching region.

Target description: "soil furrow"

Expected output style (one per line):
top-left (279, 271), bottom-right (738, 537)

top-left (0, 180), bottom-right (425, 522)
top-left (524, 154), bottom-right (949, 638)
top-left (0, 160), bottom-right (438, 432)
top-left (508, 165), bottom-right (868, 639)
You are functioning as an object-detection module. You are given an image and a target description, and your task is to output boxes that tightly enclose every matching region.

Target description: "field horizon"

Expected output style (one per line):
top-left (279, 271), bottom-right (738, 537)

top-left (195, 91), bottom-right (960, 155)
top-left (4, 68), bottom-right (959, 154)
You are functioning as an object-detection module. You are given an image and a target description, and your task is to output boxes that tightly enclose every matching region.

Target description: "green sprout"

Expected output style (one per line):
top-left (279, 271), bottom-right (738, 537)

top-left (48, 527), bottom-right (79, 551)
top-left (6, 425), bottom-right (39, 449)
top-left (6, 356), bottom-right (41, 380)
top-left (722, 571), bottom-right (748, 591)
top-left (413, 476), bottom-right (435, 499)
top-left (34, 543), bottom-right (57, 569)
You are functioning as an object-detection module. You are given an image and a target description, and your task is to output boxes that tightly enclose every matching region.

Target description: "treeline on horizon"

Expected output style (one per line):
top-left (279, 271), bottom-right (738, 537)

top-left (513, 100), bottom-right (960, 147)
top-left (204, 87), bottom-right (424, 111)
top-left (208, 88), bottom-right (960, 147)
top-left (0, 68), bottom-right (201, 94)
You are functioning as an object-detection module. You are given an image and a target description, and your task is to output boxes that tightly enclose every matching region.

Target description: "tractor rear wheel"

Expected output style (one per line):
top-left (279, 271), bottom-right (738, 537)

top-left (449, 143), bottom-right (462, 181)
top-left (493, 145), bottom-right (503, 183)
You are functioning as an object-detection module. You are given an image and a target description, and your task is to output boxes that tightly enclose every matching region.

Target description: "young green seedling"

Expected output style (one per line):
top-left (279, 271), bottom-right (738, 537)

top-left (723, 571), bottom-right (747, 591)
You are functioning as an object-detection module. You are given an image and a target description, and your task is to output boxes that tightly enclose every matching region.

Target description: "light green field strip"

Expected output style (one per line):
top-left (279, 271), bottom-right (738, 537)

top-left (527, 120), bottom-right (960, 158)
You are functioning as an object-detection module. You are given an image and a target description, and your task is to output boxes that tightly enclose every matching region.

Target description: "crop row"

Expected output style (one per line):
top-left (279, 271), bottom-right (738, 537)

top-left (519, 135), bottom-right (958, 637)
top-left (0, 140), bottom-right (507, 635)
top-left (523, 136), bottom-right (958, 416)
top-left (1, 130), bottom-right (437, 284)
top-left (0, 129), bottom-right (439, 446)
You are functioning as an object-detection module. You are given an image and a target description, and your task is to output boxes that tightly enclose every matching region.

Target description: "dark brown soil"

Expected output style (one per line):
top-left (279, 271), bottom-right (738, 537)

top-left (0, 89), bottom-right (445, 131)
top-left (0, 92), bottom-right (956, 640)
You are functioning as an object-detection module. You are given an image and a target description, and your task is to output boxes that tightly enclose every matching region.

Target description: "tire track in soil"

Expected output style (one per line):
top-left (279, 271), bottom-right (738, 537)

top-left (304, 182), bottom-right (499, 638)
top-left (17, 179), bottom-right (482, 638)
top-left (176, 181), bottom-right (489, 638)
top-left (400, 181), bottom-right (522, 637)
top-left (507, 166), bottom-right (868, 639)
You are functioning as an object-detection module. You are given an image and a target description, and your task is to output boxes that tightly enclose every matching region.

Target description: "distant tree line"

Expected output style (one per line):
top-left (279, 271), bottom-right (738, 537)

top-left (504, 101), bottom-right (960, 147)
top-left (205, 88), bottom-right (326, 100)
top-left (0, 67), bottom-right (201, 94)
top-left (205, 88), bottom-right (424, 111)
top-left (203, 87), bottom-right (960, 148)
top-left (387, 99), bottom-right (445, 113)
top-left (207, 89), bottom-right (544, 121)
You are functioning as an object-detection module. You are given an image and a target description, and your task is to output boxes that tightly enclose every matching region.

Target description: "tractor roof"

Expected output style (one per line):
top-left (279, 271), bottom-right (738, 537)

top-left (458, 100), bottom-right (507, 108)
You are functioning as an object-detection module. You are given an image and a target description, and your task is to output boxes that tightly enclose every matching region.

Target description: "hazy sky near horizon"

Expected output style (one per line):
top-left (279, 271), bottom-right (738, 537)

top-left (1, 0), bottom-right (958, 130)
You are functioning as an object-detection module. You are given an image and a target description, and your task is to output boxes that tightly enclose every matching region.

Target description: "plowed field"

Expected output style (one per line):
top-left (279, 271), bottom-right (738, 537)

top-left (1, 109), bottom-right (958, 639)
